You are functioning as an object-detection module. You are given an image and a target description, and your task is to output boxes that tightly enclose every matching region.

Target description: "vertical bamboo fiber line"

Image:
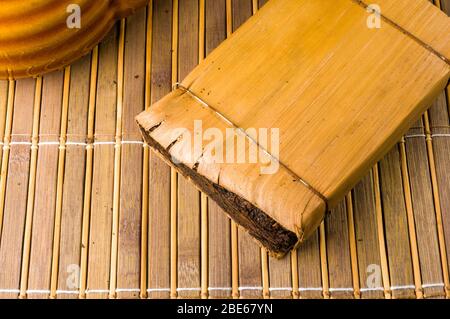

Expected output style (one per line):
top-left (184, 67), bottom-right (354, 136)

top-left (290, 250), bottom-right (299, 299)
top-left (79, 46), bottom-right (99, 299)
top-left (225, 0), bottom-right (239, 300)
top-left (170, 0), bottom-right (179, 299)
top-left (319, 223), bottom-right (330, 299)
top-left (198, 0), bottom-right (209, 300)
top-left (49, 67), bottom-right (71, 299)
top-left (169, 143), bottom-right (178, 298)
top-left (0, 81), bottom-right (14, 242)
top-left (447, 89), bottom-right (450, 122)
top-left (109, 19), bottom-right (126, 299)
top-left (226, 0), bottom-right (232, 39)
top-left (372, 164), bottom-right (392, 299)
top-left (399, 138), bottom-right (424, 299)
top-left (423, 111), bottom-right (450, 298)
top-left (230, 221), bottom-right (239, 299)
top-left (0, 83), bottom-right (8, 179)
top-left (200, 192), bottom-right (208, 298)
top-left (141, 0), bottom-right (153, 299)
top-left (252, 0), bottom-right (258, 15)
top-left (346, 192), bottom-right (361, 299)
top-left (230, 226), bottom-right (238, 299)
top-left (434, 0), bottom-right (442, 11)
top-left (199, 0), bottom-right (205, 63)
top-left (18, 77), bottom-right (42, 299)
top-left (0, 81), bottom-right (6, 249)
top-left (261, 248), bottom-right (270, 298)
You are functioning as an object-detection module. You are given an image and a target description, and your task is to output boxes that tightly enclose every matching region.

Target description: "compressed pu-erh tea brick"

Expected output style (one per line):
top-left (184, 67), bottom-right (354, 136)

top-left (137, 0), bottom-right (450, 257)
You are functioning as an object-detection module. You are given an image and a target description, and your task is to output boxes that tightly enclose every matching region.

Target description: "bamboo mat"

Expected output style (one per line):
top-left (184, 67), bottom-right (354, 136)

top-left (0, 0), bottom-right (449, 299)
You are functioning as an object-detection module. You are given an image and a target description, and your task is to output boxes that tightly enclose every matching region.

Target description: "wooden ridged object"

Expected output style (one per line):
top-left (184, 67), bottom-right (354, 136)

top-left (137, 0), bottom-right (450, 257)
top-left (0, 0), bottom-right (148, 79)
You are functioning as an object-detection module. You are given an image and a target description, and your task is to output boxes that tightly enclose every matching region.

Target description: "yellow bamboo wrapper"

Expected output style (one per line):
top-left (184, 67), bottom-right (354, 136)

top-left (137, 0), bottom-right (450, 257)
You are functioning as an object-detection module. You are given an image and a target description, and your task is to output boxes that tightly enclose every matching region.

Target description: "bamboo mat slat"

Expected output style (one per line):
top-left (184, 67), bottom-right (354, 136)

top-left (258, 0), bottom-right (268, 8)
top-left (115, 8), bottom-right (147, 299)
top-left (319, 224), bottom-right (330, 298)
top-left (268, 252), bottom-right (292, 299)
top-left (176, 0), bottom-right (201, 299)
top-left (205, 0), bottom-right (233, 299)
top-left (109, 18), bottom-right (125, 300)
top-left (56, 55), bottom-right (91, 299)
top-left (405, 119), bottom-right (445, 298)
top-left (352, 173), bottom-right (385, 299)
top-left (0, 0), bottom-right (449, 300)
top-left (170, 0), bottom-right (179, 299)
top-left (25, 71), bottom-right (64, 299)
top-left (86, 26), bottom-right (119, 299)
top-left (237, 232), bottom-right (262, 299)
top-left (78, 46), bottom-right (98, 299)
top-left (373, 165), bottom-right (392, 298)
top-left (428, 93), bottom-right (450, 296)
top-left (49, 69), bottom-right (70, 299)
top-left (296, 232), bottom-right (322, 299)
top-left (325, 201), bottom-right (355, 299)
top-left (0, 81), bottom-right (7, 164)
top-left (378, 147), bottom-right (416, 299)
top-left (0, 79), bottom-right (34, 299)
top-left (208, 201), bottom-right (231, 299)
top-left (422, 0), bottom-right (450, 299)
top-left (148, 0), bottom-right (172, 299)
top-left (0, 81), bottom-right (7, 231)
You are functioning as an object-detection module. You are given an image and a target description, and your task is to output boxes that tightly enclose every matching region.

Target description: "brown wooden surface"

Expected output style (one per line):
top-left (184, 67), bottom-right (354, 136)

top-left (0, 0), bottom-right (449, 299)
